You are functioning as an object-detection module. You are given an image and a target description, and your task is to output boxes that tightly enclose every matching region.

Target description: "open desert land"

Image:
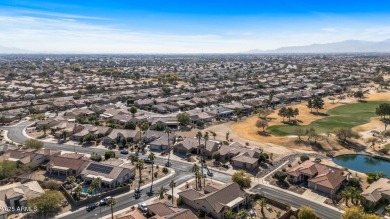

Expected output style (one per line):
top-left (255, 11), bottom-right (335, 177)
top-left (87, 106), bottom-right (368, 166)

top-left (229, 89), bottom-right (390, 155)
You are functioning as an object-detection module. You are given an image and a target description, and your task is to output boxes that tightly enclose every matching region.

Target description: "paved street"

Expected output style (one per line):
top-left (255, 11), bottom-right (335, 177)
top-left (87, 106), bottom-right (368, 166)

top-left (1, 121), bottom-right (343, 219)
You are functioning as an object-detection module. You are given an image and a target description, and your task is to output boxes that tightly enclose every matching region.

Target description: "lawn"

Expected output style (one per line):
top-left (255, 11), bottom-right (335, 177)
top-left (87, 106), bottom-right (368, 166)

top-left (267, 101), bottom-right (390, 136)
top-left (385, 144), bottom-right (390, 149)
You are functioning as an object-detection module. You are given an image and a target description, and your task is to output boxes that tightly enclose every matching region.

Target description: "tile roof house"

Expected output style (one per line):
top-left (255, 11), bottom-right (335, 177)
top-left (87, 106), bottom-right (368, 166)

top-left (0, 181), bottom-right (45, 213)
top-left (0, 150), bottom-right (45, 166)
top-left (178, 182), bottom-right (248, 219)
top-left (80, 161), bottom-right (135, 189)
top-left (173, 138), bottom-right (220, 158)
top-left (46, 155), bottom-right (90, 176)
top-left (147, 201), bottom-right (198, 219)
top-left (287, 160), bottom-right (347, 196)
top-left (103, 129), bottom-right (141, 144)
top-left (362, 178), bottom-right (390, 206)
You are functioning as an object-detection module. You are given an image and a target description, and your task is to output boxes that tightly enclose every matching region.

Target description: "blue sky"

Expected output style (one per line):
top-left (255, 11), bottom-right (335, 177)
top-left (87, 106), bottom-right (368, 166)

top-left (1, 0), bottom-right (390, 53)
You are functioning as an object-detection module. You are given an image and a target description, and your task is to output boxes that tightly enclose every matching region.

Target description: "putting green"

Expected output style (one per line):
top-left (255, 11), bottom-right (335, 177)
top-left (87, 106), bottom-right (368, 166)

top-left (267, 101), bottom-right (390, 136)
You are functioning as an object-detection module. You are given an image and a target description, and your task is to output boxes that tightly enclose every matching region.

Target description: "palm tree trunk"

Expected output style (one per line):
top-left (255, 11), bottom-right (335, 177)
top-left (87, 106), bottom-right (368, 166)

top-left (150, 165), bottom-right (154, 193)
top-left (171, 188), bottom-right (174, 204)
top-left (111, 204), bottom-right (114, 219)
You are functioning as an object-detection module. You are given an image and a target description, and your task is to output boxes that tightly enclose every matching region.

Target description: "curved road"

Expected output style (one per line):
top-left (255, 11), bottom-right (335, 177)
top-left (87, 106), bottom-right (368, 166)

top-left (1, 121), bottom-right (342, 219)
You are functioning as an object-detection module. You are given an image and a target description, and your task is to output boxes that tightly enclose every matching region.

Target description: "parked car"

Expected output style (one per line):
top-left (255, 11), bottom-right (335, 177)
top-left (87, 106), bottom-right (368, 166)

top-left (86, 203), bottom-right (96, 211)
top-left (143, 158), bottom-right (154, 164)
top-left (207, 171), bottom-right (214, 177)
top-left (120, 149), bottom-right (129, 154)
top-left (138, 203), bottom-right (148, 212)
top-left (100, 196), bottom-right (112, 205)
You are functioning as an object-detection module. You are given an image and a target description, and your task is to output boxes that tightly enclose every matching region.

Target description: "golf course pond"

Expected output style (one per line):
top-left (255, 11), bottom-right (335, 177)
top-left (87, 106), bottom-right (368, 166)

top-left (333, 154), bottom-right (390, 177)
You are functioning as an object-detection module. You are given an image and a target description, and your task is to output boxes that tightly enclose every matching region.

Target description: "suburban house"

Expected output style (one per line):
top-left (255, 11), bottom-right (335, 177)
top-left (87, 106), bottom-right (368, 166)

top-left (72, 125), bottom-right (112, 141)
top-left (361, 178), bottom-right (390, 206)
top-left (146, 201), bottom-right (198, 219)
top-left (0, 150), bottom-right (45, 166)
top-left (0, 181), bottom-right (45, 216)
top-left (143, 130), bottom-right (166, 143)
top-left (46, 156), bottom-right (90, 176)
top-left (173, 138), bottom-right (220, 158)
top-left (102, 129), bottom-right (141, 144)
top-left (177, 182), bottom-right (249, 219)
top-left (287, 160), bottom-right (347, 196)
top-left (35, 149), bottom-right (61, 161)
top-left (217, 142), bottom-right (262, 170)
top-left (80, 160), bottom-right (135, 188)
top-left (148, 134), bottom-right (175, 151)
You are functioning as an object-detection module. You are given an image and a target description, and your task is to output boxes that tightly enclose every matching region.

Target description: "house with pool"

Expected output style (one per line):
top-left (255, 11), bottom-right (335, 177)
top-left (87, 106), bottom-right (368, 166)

top-left (287, 160), bottom-right (348, 197)
top-left (80, 160), bottom-right (135, 189)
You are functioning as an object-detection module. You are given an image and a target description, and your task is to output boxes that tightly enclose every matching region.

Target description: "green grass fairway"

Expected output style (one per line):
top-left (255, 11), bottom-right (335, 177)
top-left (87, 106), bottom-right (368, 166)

top-left (268, 101), bottom-right (390, 136)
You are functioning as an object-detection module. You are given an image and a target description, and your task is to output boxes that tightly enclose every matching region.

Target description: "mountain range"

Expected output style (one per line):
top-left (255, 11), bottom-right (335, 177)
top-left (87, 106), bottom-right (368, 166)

top-left (245, 39), bottom-right (390, 54)
top-left (0, 46), bottom-right (31, 54)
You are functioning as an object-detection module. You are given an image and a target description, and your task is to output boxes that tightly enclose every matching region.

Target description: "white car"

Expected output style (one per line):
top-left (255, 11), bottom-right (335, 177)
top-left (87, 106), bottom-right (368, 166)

top-left (100, 196), bottom-right (112, 205)
top-left (138, 203), bottom-right (148, 212)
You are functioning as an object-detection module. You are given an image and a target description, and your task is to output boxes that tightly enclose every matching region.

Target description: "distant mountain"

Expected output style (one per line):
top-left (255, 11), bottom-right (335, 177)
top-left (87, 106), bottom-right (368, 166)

top-left (246, 39), bottom-right (390, 53)
top-left (0, 46), bottom-right (30, 54)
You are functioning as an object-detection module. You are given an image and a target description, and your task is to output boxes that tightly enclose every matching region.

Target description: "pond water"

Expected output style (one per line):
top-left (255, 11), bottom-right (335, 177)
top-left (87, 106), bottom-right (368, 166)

top-left (333, 154), bottom-right (390, 177)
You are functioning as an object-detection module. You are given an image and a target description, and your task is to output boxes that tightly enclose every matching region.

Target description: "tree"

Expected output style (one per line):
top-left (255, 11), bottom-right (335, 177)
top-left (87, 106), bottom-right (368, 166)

top-left (65, 176), bottom-right (76, 184)
top-left (300, 155), bottom-right (310, 162)
top-left (256, 119), bottom-right (268, 132)
top-left (236, 209), bottom-right (249, 219)
top-left (342, 207), bottom-right (365, 219)
top-left (162, 85), bottom-right (171, 95)
top-left (148, 152), bottom-right (156, 193)
top-left (298, 206), bottom-right (316, 219)
top-left (307, 98), bottom-right (314, 112)
top-left (354, 90), bottom-right (365, 101)
top-left (192, 163), bottom-right (200, 190)
top-left (136, 160), bottom-right (144, 189)
top-left (61, 130), bottom-right (69, 142)
top-left (311, 96), bottom-right (324, 113)
top-left (286, 107), bottom-right (294, 121)
top-left (42, 125), bottom-right (48, 135)
top-left (129, 106), bottom-right (137, 116)
top-left (107, 197), bottom-right (116, 219)
top-left (128, 153), bottom-right (138, 164)
top-left (24, 139), bottom-right (44, 150)
top-left (137, 121), bottom-right (150, 140)
top-left (157, 186), bottom-right (168, 200)
top-left (258, 198), bottom-right (267, 215)
top-left (278, 107), bottom-right (287, 122)
top-left (294, 108), bottom-right (300, 120)
top-left (334, 128), bottom-right (360, 142)
top-left (274, 171), bottom-right (287, 182)
top-left (231, 170), bottom-right (251, 189)
top-left (258, 108), bottom-right (273, 120)
top-left (224, 209), bottom-right (235, 219)
top-left (83, 133), bottom-right (96, 143)
top-left (211, 131), bottom-right (217, 140)
top-left (104, 151), bottom-right (116, 160)
top-left (225, 131), bottom-right (230, 141)
top-left (176, 112), bottom-right (191, 126)
top-left (202, 132), bottom-right (209, 176)
top-left (165, 127), bottom-right (172, 166)
top-left (73, 185), bottom-right (82, 201)
top-left (294, 127), bottom-right (305, 140)
top-left (169, 180), bottom-right (176, 204)
top-left (28, 190), bottom-right (65, 218)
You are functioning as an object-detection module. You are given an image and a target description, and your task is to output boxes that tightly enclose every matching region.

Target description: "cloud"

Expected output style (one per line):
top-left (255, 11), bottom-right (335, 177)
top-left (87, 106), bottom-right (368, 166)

top-left (321, 28), bottom-right (338, 33)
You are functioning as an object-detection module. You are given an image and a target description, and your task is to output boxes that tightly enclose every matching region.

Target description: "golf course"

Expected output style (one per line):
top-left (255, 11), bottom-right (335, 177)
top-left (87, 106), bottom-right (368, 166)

top-left (267, 101), bottom-right (390, 136)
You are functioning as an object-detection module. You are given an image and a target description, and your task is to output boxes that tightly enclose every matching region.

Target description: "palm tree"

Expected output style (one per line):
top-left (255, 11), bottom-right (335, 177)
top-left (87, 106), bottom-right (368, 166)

top-left (340, 189), bottom-right (351, 207)
top-left (258, 198), bottom-right (267, 215)
top-left (211, 131), bottom-right (217, 140)
top-left (192, 163), bottom-right (199, 190)
top-left (236, 209), bottom-right (249, 219)
top-left (165, 127), bottom-right (172, 166)
top-left (107, 197), bottom-right (116, 219)
top-left (157, 186), bottom-right (168, 200)
top-left (137, 121), bottom-right (149, 140)
top-left (196, 131), bottom-right (202, 155)
top-left (196, 171), bottom-right (202, 189)
top-left (148, 152), bottom-right (156, 193)
top-left (73, 185), bottom-right (82, 201)
top-left (42, 125), bottom-right (48, 135)
top-left (61, 130), bottom-right (69, 142)
top-left (202, 132), bottom-right (209, 175)
top-left (128, 154), bottom-right (137, 165)
top-left (224, 209), bottom-right (235, 219)
top-left (136, 160), bottom-right (144, 189)
top-left (226, 131), bottom-right (230, 141)
top-left (169, 180), bottom-right (176, 204)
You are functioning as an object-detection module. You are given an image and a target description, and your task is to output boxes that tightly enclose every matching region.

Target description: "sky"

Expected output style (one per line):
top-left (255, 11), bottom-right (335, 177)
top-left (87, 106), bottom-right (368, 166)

top-left (1, 0), bottom-right (390, 53)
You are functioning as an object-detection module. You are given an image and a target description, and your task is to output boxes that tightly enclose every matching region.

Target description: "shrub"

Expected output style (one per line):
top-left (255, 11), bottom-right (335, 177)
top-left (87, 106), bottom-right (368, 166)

top-left (167, 194), bottom-right (172, 200)
top-left (288, 164), bottom-right (292, 167)
top-left (162, 167), bottom-right (168, 174)
top-left (274, 171), bottom-right (287, 182)
top-left (104, 151), bottom-right (115, 160)
top-left (154, 172), bottom-right (158, 178)
top-left (300, 155), bottom-right (310, 162)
